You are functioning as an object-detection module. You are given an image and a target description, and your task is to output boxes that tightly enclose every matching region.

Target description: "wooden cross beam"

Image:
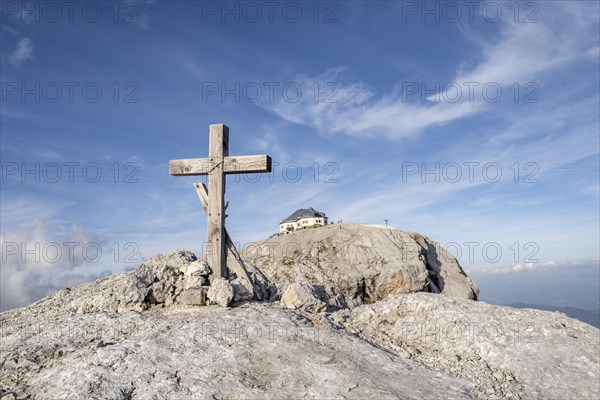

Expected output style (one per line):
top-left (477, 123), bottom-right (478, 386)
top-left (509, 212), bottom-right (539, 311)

top-left (169, 124), bottom-right (272, 281)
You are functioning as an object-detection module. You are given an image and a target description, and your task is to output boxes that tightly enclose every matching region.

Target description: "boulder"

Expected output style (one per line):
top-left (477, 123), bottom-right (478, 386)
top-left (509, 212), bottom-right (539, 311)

top-left (281, 282), bottom-right (327, 313)
top-left (207, 278), bottom-right (234, 307)
top-left (332, 292), bottom-right (600, 399)
top-left (242, 223), bottom-right (478, 307)
top-left (176, 287), bottom-right (208, 306)
top-left (179, 260), bottom-right (211, 289)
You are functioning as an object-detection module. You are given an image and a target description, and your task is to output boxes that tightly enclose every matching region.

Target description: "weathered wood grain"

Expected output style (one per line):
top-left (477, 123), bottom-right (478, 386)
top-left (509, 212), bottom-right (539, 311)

top-left (169, 155), bottom-right (272, 176)
top-left (194, 182), bottom-right (255, 297)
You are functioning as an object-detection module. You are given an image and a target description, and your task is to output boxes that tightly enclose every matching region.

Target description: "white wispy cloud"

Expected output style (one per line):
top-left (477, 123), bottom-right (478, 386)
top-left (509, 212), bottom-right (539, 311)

top-left (478, 260), bottom-right (600, 275)
top-left (258, 1), bottom-right (599, 235)
top-left (264, 2), bottom-right (598, 141)
top-left (1, 24), bottom-right (19, 35)
top-left (263, 67), bottom-right (481, 139)
top-left (0, 220), bottom-right (111, 311)
top-left (0, 197), bottom-right (74, 228)
top-left (0, 106), bottom-right (32, 120)
top-left (436, 3), bottom-right (598, 104)
top-left (9, 37), bottom-right (33, 66)
top-left (585, 46), bottom-right (600, 61)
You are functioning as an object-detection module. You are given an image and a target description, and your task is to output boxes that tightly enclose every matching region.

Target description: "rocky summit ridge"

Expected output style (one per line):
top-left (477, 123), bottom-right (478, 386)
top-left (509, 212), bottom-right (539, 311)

top-left (243, 223), bottom-right (479, 310)
top-left (1, 224), bottom-right (598, 400)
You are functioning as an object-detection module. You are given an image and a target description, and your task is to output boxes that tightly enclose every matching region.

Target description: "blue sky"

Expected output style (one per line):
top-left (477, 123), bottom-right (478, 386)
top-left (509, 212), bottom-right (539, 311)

top-left (1, 1), bottom-right (599, 311)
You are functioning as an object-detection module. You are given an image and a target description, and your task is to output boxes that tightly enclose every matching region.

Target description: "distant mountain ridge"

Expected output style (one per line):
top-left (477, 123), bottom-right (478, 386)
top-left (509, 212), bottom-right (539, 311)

top-left (505, 302), bottom-right (600, 328)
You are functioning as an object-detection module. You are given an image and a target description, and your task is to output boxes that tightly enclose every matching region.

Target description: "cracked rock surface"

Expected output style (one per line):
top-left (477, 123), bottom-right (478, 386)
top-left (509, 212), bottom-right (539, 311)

top-left (243, 223), bottom-right (479, 307)
top-left (1, 303), bottom-right (474, 399)
top-left (1, 224), bottom-right (597, 399)
top-left (329, 293), bottom-right (600, 400)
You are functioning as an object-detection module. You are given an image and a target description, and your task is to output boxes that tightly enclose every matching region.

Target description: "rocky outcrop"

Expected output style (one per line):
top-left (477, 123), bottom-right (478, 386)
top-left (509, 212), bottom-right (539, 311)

top-left (1, 226), bottom-right (597, 400)
top-left (207, 278), bottom-right (234, 307)
top-left (242, 223), bottom-right (479, 307)
top-left (329, 293), bottom-right (600, 399)
top-left (0, 302), bottom-right (475, 399)
top-left (25, 250), bottom-right (272, 314)
top-left (22, 250), bottom-right (199, 314)
top-left (3, 284), bottom-right (597, 399)
top-left (280, 281), bottom-right (327, 313)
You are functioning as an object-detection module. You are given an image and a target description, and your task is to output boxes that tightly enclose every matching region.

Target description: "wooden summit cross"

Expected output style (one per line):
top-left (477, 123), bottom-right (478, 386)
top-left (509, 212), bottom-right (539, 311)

top-left (169, 124), bottom-right (272, 285)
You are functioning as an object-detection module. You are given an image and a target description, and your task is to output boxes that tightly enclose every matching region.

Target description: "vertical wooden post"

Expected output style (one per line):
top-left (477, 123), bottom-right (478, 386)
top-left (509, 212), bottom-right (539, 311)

top-left (207, 124), bottom-right (228, 280)
top-left (195, 182), bottom-right (256, 298)
top-left (169, 123), bottom-right (271, 285)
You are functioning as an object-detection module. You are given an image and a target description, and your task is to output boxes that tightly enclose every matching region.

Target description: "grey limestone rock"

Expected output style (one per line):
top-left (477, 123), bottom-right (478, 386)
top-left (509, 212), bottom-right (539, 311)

top-left (0, 303), bottom-right (475, 400)
top-left (332, 292), bottom-right (600, 399)
top-left (242, 223), bottom-right (479, 308)
top-left (176, 287), bottom-right (208, 306)
top-left (1, 225), bottom-right (596, 399)
top-left (207, 278), bottom-right (234, 307)
top-left (179, 260), bottom-right (211, 289)
top-left (280, 281), bottom-right (327, 313)
top-left (24, 249), bottom-right (198, 314)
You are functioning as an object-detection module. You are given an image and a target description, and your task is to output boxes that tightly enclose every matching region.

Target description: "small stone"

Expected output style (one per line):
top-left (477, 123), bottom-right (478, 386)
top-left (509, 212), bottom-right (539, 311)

top-left (207, 278), bottom-right (234, 307)
top-left (177, 287), bottom-right (208, 306)
top-left (180, 260), bottom-right (211, 289)
top-left (281, 281), bottom-right (327, 314)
